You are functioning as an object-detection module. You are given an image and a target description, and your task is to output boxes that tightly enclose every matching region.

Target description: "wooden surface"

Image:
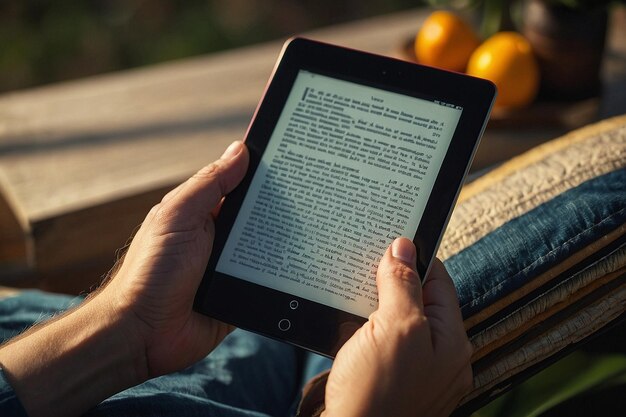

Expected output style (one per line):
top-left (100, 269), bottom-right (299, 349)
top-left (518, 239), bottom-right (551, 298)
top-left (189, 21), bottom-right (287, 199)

top-left (1, 7), bottom-right (625, 292)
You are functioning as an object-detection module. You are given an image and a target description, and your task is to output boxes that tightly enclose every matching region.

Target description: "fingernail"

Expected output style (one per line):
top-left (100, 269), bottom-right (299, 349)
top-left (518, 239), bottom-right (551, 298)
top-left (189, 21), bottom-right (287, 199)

top-left (391, 237), bottom-right (416, 264)
top-left (221, 141), bottom-right (243, 160)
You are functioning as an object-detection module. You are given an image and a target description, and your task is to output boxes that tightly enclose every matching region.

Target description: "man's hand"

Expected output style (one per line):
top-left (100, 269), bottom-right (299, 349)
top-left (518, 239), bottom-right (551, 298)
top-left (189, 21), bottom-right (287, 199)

top-left (323, 237), bottom-right (473, 417)
top-left (0, 141), bottom-right (249, 417)
top-left (101, 140), bottom-right (249, 378)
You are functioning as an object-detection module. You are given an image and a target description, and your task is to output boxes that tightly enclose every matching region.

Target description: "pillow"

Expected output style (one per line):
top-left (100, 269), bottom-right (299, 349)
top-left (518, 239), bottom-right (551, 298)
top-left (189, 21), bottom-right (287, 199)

top-left (438, 114), bottom-right (626, 412)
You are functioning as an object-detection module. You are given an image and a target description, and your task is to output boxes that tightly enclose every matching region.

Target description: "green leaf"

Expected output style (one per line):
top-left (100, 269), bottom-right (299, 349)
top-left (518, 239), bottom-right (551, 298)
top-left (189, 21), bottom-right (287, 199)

top-left (472, 351), bottom-right (626, 417)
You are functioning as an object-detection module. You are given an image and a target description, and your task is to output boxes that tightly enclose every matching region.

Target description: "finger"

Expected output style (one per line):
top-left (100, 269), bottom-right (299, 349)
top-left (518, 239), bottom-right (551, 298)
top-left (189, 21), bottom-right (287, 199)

top-left (163, 141), bottom-right (249, 222)
top-left (155, 138), bottom-right (244, 212)
top-left (423, 258), bottom-right (459, 310)
top-left (451, 362), bottom-right (474, 401)
top-left (420, 353), bottom-right (472, 417)
top-left (422, 260), bottom-right (463, 321)
top-left (375, 237), bottom-right (424, 317)
top-left (422, 259), bottom-right (470, 352)
top-left (430, 367), bottom-right (474, 417)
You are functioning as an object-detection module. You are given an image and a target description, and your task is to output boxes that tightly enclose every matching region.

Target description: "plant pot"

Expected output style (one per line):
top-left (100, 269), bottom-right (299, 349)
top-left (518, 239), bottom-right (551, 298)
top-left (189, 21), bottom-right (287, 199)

top-left (521, 0), bottom-right (608, 101)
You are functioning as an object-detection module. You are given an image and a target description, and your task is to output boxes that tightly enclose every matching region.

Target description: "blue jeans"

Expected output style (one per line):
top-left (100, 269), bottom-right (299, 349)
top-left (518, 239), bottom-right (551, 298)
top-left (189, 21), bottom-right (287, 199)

top-left (0, 291), bottom-right (332, 417)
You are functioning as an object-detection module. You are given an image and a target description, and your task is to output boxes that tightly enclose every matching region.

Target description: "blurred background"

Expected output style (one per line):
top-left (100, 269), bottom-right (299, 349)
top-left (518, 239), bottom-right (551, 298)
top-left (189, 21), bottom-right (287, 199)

top-left (0, 0), bottom-right (421, 94)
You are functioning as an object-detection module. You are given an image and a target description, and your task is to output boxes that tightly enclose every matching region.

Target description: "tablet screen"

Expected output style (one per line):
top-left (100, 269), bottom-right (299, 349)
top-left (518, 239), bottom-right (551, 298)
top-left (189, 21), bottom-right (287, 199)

top-left (216, 70), bottom-right (462, 318)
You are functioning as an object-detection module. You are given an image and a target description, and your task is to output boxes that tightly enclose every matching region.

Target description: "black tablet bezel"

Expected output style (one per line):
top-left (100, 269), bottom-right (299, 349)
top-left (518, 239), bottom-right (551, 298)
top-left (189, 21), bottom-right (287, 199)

top-left (194, 37), bottom-right (496, 357)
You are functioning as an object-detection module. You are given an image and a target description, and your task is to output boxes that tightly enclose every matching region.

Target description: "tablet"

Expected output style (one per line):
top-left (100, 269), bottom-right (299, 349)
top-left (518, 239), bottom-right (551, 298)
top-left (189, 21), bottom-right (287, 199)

top-left (194, 37), bottom-right (496, 357)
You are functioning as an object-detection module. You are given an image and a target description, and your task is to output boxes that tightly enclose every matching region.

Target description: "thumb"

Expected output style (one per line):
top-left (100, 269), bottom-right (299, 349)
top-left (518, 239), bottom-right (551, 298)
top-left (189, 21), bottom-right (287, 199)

top-left (165, 141), bottom-right (249, 219)
top-left (375, 237), bottom-right (424, 317)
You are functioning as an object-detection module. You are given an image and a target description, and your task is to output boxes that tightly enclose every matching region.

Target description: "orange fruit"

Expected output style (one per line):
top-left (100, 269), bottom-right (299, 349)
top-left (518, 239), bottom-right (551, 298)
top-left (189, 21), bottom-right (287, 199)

top-left (415, 11), bottom-right (480, 72)
top-left (466, 32), bottom-right (540, 109)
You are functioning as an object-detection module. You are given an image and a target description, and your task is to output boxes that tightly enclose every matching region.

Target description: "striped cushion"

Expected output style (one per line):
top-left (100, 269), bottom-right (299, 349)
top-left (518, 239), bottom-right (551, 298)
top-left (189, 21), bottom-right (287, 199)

top-left (439, 114), bottom-right (626, 410)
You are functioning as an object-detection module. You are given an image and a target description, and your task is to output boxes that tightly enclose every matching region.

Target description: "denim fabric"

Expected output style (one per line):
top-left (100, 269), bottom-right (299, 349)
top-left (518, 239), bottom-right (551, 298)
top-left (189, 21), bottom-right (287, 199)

top-left (89, 331), bottom-right (303, 417)
top-left (0, 368), bottom-right (28, 417)
top-left (0, 290), bottom-right (83, 342)
top-left (0, 290), bottom-right (81, 417)
top-left (445, 169), bottom-right (626, 320)
top-left (0, 291), bottom-right (333, 417)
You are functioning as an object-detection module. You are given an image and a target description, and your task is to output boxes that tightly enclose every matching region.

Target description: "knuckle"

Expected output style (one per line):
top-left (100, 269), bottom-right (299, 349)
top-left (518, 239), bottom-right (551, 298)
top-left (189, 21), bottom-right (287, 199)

top-left (389, 262), bottom-right (420, 285)
top-left (387, 314), bottom-right (429, 352)
top-left (149, 203), bottom-right (177, 228)
top-left (145, 202), bottom-right (166, 226)
top-left (194, 162), bottom-right (220, 180)
top-left (194, 161), bottom-right (228, 195)
top-left (147, 203), bottom-right (162, 219)
top-left (405, 314), bottom-right (429, 334)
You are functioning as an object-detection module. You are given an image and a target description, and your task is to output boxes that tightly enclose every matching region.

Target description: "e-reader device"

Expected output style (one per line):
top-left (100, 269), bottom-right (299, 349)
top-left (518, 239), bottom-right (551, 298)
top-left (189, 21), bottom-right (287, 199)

top-left (194, 37), bottom-right (496, 357)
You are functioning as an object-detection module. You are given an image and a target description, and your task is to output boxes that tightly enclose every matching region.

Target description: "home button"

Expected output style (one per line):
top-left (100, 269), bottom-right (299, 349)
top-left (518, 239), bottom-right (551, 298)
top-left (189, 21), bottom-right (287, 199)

top-left (278, 318), bottom-right (291, 331)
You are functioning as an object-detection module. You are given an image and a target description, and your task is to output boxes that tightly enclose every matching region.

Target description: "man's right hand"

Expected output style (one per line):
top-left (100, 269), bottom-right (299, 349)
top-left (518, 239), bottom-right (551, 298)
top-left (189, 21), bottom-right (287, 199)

top-left (323, 237), bottom-right (473, 417)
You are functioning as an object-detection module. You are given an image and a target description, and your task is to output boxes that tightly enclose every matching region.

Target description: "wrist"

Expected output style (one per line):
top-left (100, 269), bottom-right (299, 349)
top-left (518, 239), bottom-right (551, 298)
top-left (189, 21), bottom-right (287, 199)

top-left (88, 289), bottom-right (151, 384)
top-left (0, 291), bottom-right (148, 417)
